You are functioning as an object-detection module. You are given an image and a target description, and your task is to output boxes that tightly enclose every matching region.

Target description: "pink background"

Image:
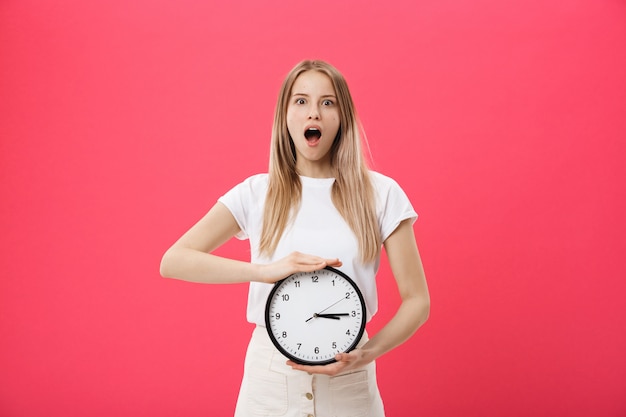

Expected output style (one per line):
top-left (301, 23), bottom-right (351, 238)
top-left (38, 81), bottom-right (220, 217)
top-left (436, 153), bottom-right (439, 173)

top-left (1, 0), bottom-right (625, 416)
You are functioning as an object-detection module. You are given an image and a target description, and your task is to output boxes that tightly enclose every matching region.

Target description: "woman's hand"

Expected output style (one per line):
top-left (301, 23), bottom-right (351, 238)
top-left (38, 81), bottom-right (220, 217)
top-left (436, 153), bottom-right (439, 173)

top-left (287, 219), bottom-right (430, 376)
top-left (161, 203), bottom-right (341, 285)
top-left (257, 251), bottom-right (342, 284)
top-left (286, 348), bottom-right (370, 376)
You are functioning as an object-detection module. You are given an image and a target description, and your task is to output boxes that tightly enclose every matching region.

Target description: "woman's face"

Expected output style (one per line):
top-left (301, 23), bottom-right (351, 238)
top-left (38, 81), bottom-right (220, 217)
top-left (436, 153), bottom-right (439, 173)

top-left (286, 70), bottom-right (340, 178)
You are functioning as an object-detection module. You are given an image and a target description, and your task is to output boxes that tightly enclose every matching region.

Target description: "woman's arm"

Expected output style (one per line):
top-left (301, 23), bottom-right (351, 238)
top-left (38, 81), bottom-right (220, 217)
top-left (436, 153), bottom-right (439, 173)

top-left (288, 218), bottom-right (430, 374)
top-left (360, 218), bottom-right (430, 358)
top-left (160, 202), bottom-right (341, 284)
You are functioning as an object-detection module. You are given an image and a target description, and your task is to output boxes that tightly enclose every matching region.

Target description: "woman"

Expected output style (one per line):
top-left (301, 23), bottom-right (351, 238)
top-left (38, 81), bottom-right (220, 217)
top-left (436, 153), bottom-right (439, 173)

top-left (160, 60), bottom-right (430, 417)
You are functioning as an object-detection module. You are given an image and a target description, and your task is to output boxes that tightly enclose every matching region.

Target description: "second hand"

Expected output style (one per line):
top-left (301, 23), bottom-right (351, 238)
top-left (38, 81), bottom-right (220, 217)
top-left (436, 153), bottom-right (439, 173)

top-left (305, 296), bottom-right (346, 322)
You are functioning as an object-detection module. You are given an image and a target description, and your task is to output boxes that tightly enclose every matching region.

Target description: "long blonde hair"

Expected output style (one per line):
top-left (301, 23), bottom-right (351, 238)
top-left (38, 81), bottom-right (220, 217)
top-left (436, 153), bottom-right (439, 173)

top-left (259, 60), bottom-right (381, 263)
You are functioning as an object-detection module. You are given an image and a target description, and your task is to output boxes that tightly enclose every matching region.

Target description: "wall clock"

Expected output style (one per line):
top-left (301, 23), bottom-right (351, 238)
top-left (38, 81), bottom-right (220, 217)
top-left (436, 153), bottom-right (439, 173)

top-left (265, 266), bottom-right (366, 365)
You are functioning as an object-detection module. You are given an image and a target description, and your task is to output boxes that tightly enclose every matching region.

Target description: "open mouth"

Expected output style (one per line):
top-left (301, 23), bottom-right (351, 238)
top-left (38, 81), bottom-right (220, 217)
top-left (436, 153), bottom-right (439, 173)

top-left (304, 128), bottom-right (322, 141)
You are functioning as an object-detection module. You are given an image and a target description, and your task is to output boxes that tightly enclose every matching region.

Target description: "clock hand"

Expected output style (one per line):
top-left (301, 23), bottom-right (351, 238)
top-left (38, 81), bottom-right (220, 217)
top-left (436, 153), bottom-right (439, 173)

top-left (317, 297), bottom-right (347, 314)
top-left (316, 313), bottom-right (349, 319)
top-left (305, 297), bottom-right (349, 322)
top-left (305, 313), bottom-right (347, 322)
top-left (315, 314), bottom-right (341, 320)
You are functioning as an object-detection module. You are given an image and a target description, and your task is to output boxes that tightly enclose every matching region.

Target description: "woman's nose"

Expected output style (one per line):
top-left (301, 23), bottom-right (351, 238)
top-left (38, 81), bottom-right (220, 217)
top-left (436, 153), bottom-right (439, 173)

top-left (308, 106), bottom-right (320, 119)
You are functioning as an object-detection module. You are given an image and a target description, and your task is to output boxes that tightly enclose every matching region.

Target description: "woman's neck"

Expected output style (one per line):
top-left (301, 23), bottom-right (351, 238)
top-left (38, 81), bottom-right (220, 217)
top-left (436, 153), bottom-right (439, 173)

top-left (296, 161), bottom-right (333, 179)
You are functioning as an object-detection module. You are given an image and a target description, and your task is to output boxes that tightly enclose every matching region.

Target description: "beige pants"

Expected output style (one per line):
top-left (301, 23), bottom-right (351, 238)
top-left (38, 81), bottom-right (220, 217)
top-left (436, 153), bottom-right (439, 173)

top-left (234, 326), bottom-right (385, 417)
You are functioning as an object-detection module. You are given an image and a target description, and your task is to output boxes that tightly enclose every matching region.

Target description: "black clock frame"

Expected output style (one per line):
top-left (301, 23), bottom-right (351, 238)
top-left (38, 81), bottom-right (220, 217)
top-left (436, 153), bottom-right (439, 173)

top-left (264, 266), bottom-right (367, 366)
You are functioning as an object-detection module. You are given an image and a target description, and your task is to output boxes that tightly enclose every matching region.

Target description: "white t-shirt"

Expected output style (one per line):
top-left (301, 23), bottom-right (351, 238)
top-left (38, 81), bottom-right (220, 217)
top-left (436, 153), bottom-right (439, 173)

top-left (218, 171), bottom-right (417, 326)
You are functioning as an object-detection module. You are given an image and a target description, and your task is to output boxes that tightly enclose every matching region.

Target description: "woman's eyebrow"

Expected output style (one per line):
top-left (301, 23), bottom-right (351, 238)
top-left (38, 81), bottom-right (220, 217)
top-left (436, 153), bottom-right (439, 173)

top-left (291, 93), bottom-right (337, 99)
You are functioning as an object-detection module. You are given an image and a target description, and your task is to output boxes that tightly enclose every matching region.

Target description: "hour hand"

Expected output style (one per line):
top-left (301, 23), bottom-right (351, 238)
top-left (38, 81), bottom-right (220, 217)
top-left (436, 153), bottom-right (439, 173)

top-left (316, 313), bottom-right (349, 320)
top-left (305, 312), bottom-right (349, 322)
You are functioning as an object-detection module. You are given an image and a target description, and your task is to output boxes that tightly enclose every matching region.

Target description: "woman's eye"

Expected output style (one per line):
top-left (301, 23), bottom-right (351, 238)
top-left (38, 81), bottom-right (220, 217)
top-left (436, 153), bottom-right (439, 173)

top-left (322, 99), bottom-right (334, 106)
top-left (295, 98), bottom-right (306, 105)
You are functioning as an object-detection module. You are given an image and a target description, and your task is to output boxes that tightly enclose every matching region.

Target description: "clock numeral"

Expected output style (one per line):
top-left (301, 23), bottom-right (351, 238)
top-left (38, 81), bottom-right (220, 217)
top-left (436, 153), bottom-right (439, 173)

top-left (266, 268), bottom-right (366, 366)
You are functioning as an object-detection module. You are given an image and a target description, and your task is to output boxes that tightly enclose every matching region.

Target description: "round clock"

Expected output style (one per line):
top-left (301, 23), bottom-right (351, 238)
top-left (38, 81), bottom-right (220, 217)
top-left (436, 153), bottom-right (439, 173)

top-left (265, 266), bottom-right (366, 365)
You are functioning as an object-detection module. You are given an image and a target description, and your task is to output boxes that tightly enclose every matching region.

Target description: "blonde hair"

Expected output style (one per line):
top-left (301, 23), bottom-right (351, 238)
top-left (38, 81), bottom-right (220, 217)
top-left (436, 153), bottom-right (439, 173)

top-left (259, 60), bottom-right (381, 263)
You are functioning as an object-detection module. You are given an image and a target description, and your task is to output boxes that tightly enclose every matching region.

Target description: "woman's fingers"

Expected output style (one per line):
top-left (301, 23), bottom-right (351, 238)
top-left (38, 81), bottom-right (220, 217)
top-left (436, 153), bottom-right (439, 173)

top-left (286, 350), bottom-right (359, 376)
top-left (259, 252), bottom-right (341, 283)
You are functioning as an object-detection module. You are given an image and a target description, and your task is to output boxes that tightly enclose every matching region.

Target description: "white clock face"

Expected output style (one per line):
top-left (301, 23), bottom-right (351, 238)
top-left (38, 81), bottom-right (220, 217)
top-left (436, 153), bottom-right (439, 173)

top-left (265, 267), bottom-right (366, 365)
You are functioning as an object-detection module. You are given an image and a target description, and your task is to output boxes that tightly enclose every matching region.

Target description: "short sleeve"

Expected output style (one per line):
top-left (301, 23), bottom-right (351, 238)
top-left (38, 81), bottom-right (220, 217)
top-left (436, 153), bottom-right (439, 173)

top-left (372, 172), bottom-right (418, 242)
top-left (217, 174), bottom-right (268, 240)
